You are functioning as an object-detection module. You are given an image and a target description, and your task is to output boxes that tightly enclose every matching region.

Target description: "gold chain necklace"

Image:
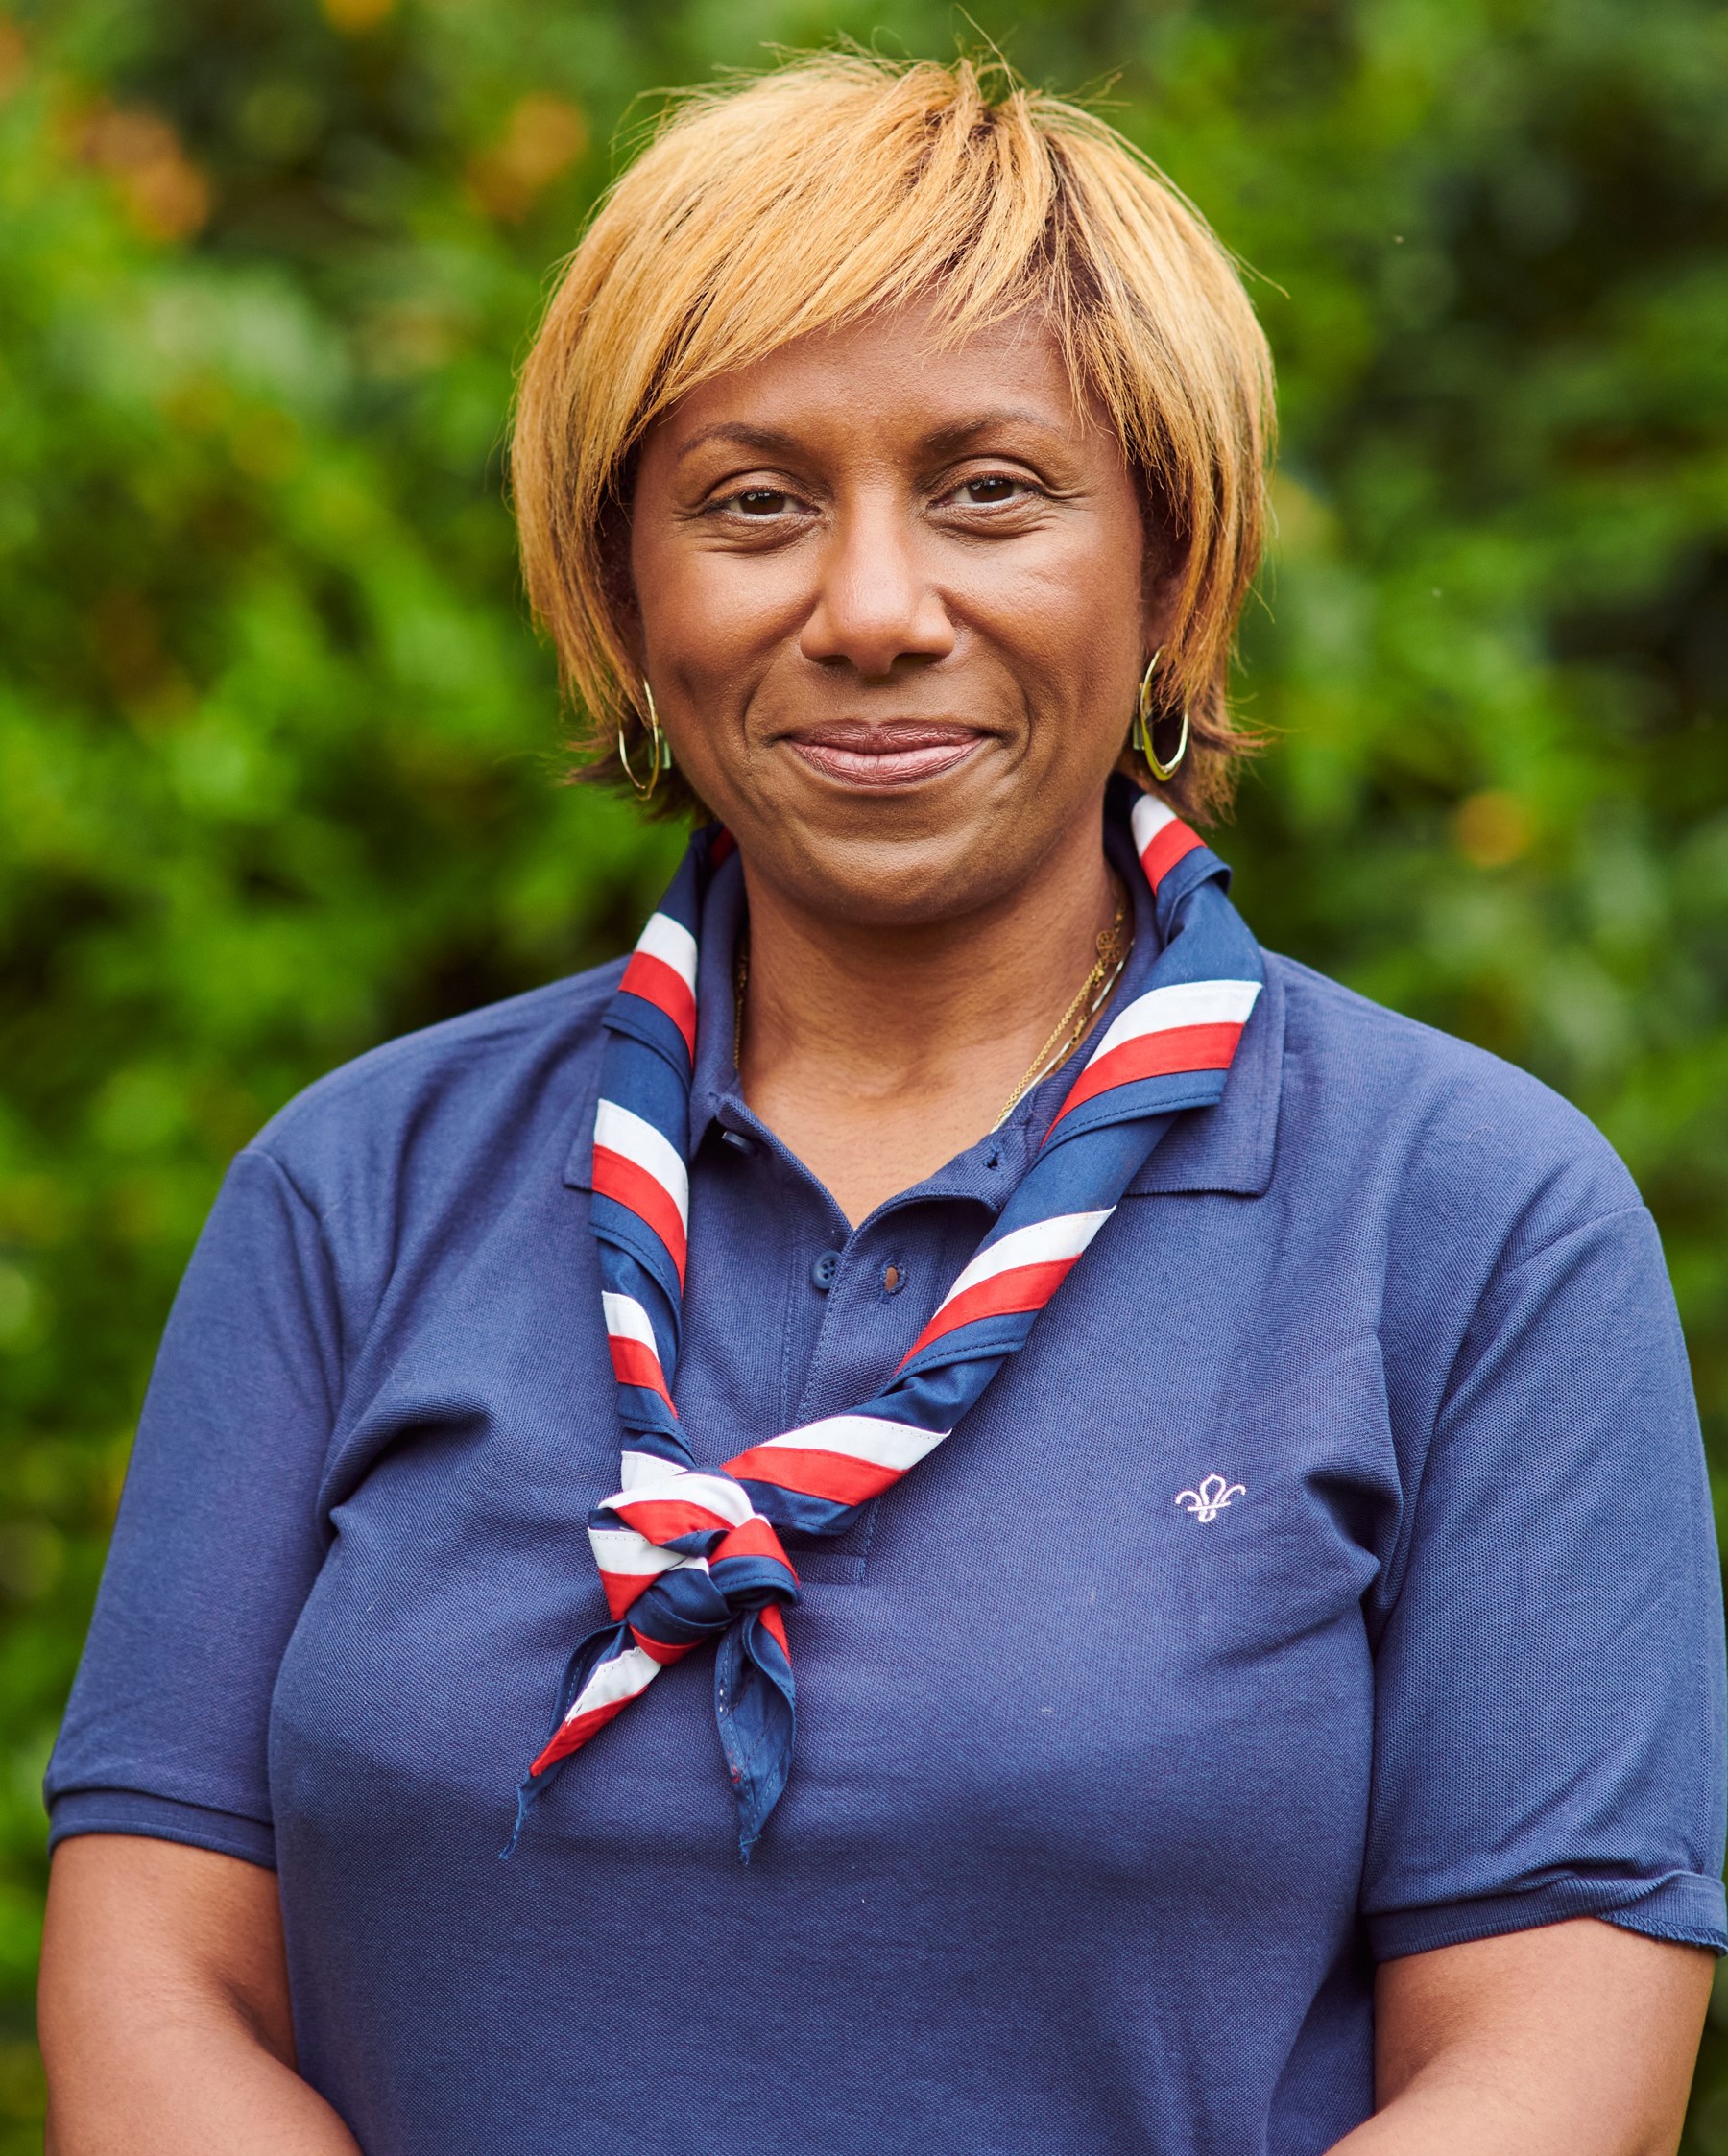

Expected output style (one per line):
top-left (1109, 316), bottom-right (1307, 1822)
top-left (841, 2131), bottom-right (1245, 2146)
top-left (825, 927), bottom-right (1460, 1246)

top-left (731, 879), bottom-right (1132, 1129)
top-left (989, 882), bottom-right (1129, 1129)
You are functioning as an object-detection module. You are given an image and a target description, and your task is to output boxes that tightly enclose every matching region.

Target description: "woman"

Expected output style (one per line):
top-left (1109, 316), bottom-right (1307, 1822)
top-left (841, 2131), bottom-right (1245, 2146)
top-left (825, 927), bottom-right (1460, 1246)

top-left (38, 54), bottom-right (1725, 2156)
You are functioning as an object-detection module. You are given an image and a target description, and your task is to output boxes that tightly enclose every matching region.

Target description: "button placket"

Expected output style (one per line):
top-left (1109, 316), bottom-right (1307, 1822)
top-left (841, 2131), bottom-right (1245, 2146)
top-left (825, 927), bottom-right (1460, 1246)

top-left (780, 1215), bottom-right (957, 1587)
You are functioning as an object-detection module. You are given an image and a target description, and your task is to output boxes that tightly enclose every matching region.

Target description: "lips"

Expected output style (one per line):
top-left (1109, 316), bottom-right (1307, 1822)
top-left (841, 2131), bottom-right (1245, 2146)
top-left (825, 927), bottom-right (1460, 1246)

top-left (783, 721), bottom-right (986, 789)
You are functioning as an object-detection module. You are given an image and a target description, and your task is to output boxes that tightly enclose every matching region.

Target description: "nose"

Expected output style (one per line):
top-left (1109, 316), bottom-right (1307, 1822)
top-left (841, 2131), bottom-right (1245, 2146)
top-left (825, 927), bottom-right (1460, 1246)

top-left (798, 491), bottom-right (957, 679)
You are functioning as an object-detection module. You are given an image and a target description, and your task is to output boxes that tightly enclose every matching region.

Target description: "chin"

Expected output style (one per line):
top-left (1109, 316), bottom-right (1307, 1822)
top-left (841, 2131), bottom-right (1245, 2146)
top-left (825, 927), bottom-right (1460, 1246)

top-left (781, 819), bottom-right (1035, 928)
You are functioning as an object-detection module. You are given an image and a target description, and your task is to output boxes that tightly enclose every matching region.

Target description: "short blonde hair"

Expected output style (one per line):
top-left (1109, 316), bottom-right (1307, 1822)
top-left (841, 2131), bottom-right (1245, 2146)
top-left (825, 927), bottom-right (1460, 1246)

top-left (512, 52), bottom-right (1274, 822)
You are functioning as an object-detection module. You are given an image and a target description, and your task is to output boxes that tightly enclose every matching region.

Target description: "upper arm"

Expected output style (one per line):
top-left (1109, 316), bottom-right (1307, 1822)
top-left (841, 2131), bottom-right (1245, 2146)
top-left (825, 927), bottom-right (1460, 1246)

top-left (1373, 1918), bottom-right (1713, 2156)
top-left (39, 1834), bottom-right (365, 2156)
top-left (45, 1148), bottom-right (342, 1861)
top-left (1364, 1202), bottom-right (1728, 1960)
top-left (40, 1835), bottom-right (294, 2066)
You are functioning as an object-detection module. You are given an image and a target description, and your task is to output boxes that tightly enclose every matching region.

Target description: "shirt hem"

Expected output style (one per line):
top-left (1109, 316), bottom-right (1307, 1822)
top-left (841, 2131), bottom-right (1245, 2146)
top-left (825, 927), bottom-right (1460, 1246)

top-left (47, 1788), bottom-right (276, 1871)
top-left (1367, 1871), bottom-right (1728, 1961)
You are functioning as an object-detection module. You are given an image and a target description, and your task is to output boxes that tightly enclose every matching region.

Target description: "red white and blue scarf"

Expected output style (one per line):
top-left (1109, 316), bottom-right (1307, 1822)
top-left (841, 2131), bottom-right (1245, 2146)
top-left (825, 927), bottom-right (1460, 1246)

top-left (514, 793), bottom-right (1262, 1857)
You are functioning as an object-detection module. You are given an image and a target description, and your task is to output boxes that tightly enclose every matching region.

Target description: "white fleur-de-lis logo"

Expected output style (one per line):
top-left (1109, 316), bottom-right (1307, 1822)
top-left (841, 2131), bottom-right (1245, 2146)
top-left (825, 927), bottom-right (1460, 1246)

top-left (1176, 1473), bottom-right (1245, 1523)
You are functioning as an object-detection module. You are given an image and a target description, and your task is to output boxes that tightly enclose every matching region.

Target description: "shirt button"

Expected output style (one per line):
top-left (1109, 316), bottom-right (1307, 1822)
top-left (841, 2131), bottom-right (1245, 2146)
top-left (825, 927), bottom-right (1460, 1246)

top-left (810, 1250), bottom-right (842, 1292)
top-left (720, 1129), bottom-right (756, 1156)
top-left (882, 1264), bottom-right (904, 1295)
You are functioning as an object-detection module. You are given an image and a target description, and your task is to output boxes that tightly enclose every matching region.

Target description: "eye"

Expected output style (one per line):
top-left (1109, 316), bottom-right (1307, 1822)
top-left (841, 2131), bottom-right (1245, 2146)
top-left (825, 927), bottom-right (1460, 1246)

top-left (951, 473), bottom-right (1040, 507)
top-left (725, 488), bottom-right (796, 517)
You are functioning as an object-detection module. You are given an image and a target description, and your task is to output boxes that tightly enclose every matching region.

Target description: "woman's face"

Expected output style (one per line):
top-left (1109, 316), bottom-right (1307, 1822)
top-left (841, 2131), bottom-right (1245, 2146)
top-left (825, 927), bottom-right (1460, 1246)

top-left (627, 300), bottom-right (1165, 928)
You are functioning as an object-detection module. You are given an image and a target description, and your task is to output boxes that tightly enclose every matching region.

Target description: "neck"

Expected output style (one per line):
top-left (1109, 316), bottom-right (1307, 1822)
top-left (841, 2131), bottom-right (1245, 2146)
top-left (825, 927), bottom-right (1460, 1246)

top-left (735, 810), bottom-right (1119, 1224)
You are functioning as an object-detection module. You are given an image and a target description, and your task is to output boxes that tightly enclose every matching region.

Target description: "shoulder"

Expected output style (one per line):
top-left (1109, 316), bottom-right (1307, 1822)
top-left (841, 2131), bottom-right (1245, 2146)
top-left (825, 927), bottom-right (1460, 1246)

top-left (244, 956), bottom-right (626, 1219)
top-left (1264, 951), bottom-right (1642, 1262)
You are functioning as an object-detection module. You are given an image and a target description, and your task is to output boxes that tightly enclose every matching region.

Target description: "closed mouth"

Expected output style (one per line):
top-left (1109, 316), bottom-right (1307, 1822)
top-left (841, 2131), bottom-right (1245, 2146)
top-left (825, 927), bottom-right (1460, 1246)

top-left (782, 722), bottom-right (987, 789)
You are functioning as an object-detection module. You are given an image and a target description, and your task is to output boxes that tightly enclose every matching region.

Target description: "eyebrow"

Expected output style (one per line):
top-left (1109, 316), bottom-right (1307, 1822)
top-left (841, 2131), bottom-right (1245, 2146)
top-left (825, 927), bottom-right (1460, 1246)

top-left (672, 408), bottom-right (1065, 464)
top-left (673, 421), bottom-right (804, 463)
top-left (916, 409), bottom-right (1065, 452)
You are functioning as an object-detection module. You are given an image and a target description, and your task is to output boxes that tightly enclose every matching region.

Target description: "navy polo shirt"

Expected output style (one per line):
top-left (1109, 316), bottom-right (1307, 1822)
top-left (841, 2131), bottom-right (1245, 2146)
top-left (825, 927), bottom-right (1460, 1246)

top-left (47, 832), bottom-right (1727, 2156)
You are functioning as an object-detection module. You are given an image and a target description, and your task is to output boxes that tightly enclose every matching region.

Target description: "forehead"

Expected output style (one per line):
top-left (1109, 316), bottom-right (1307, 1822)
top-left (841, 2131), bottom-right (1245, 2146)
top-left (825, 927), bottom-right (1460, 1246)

top-left (642, 301), bottom-right (1105, 465)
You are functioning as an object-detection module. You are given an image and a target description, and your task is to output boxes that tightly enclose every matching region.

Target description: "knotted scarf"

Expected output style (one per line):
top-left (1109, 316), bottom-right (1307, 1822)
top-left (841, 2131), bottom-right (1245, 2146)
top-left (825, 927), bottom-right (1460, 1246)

top-left (513, 791), bottom-right (1263, 1858)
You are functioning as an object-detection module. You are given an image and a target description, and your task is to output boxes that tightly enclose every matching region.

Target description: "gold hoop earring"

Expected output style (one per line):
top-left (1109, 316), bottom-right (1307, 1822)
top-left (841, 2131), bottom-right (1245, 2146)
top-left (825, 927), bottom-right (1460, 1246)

top-left (617, 681), bottom-right (670, 800)
top-left (1132, 648), bottom-right (1189, 784)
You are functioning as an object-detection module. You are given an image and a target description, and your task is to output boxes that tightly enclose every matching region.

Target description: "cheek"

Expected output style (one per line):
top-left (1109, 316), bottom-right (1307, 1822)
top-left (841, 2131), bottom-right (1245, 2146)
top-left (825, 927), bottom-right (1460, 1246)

top-left (634, 539), bottom-right (801, 701)
top-left (975, 540), bottom-right (1143, 748)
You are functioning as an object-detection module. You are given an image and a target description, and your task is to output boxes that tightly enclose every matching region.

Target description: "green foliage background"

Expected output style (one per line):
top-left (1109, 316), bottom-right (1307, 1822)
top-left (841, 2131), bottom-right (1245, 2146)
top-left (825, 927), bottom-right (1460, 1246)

top-left (2, 0), bottom-right (1726, 2142)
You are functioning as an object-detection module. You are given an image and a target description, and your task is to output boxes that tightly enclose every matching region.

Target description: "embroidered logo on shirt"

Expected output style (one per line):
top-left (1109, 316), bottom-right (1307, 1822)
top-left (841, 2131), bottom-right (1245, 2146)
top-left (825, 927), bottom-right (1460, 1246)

top-left (1176, 1474), bottom-right (1245, 1523)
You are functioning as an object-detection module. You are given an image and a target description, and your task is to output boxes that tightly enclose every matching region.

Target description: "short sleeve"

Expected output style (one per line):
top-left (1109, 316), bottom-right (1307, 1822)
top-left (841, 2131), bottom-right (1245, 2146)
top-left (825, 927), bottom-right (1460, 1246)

top-left (44, 1148), bottom-right (341, 1868)
top-left (1364, 1203), bottom-right (1728, 1959)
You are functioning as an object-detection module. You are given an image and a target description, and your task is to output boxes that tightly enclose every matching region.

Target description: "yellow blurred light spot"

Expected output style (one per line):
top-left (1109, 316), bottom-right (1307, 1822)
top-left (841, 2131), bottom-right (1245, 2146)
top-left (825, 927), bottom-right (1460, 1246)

top-left (79, 103), bottom-right (212, 241)
top-left (1454, 790), bottom-right (1531, 868)
top-left (467, 94), bottom-right (587, 221)
top-left (322, 0), bottom-right (396, 32)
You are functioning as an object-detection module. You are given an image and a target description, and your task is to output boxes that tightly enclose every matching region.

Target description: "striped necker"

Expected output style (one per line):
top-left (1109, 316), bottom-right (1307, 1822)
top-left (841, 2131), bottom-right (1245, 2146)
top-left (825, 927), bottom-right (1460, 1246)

top-left (513, 793), bottom-right (1263, 1857)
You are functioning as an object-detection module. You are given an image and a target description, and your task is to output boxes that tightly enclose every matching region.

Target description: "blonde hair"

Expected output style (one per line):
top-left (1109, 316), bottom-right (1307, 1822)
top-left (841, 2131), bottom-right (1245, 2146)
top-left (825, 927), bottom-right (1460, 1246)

top-left (512, 52), bottom-right (1274, 822)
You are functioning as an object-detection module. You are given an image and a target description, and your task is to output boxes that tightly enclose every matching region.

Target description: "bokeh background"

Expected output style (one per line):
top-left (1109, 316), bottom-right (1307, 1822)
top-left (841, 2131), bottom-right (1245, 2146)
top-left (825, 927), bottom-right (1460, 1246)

top-left (2, 0), bottom-right (1726, 2143)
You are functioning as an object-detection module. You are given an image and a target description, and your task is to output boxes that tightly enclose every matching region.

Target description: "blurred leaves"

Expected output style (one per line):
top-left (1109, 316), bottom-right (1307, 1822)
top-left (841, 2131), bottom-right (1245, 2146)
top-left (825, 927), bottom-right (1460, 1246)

top-left (1, 0), bottom-right (1726, 2147)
